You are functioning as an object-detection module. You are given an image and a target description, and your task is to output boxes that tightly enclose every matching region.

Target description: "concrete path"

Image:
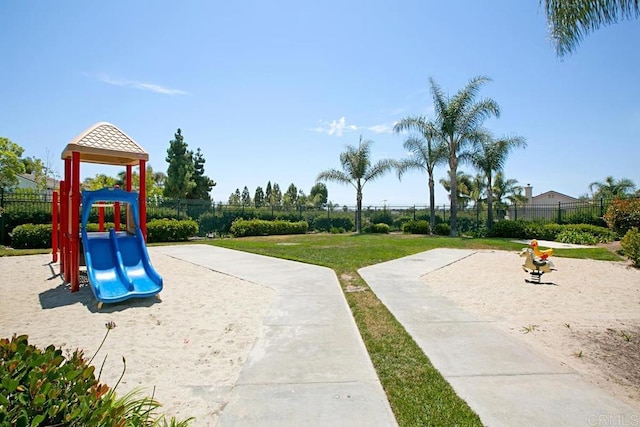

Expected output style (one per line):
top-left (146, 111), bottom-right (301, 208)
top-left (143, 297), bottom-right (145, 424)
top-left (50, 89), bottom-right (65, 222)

top-left (359, 248), bottom-right (640, 427)
top-left (153, 245), bottom-right (397, 427)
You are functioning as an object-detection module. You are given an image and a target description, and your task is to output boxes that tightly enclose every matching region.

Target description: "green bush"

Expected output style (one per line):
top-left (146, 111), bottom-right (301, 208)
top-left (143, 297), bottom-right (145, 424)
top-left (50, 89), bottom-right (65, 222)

top-left (402, 220), bottom-right (431, 235)
top-left (621, 227), bottom-right (640, 267)
top-left (364, 223), bottom-right (390, 234)
top-left (368, 211), bottom-right (393, 227)
top-left (229, 218), bottom-right (308, 237)
top-left (0, 333), bottom-right (191, 426)
top-left (312, 216), bottom-right (354, 232)
top-left (10, 223), bottom-right (51, 249)
top-left (1, 204), bottom-right (51, 246)
top-left (561, 224), bottom-right (617, 243)
top-left (434, 223), bottom-right (451, 236)
top-left (555, 230), bottom-right (599, 245)
top-left (603, 198), bottom-right (640, 236)
top-left (489, 220), bottom-right (529, 238)
top-left (146, 219), bottom-right (198, 243)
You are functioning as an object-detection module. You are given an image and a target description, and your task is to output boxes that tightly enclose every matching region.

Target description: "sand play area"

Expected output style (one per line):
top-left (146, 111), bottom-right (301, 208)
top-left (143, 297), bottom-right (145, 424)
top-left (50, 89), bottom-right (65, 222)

top-left (0, 249), bottom-right (276, 425)
top-left (1, 245), bottom-right (639, 423)
top-left (421, 249), bottom-right (640, 410)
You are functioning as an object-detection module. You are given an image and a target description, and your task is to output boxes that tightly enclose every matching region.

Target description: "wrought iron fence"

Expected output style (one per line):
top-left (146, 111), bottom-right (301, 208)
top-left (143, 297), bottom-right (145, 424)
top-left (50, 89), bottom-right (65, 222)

top-left (1, 187), bottom-right (634, 245)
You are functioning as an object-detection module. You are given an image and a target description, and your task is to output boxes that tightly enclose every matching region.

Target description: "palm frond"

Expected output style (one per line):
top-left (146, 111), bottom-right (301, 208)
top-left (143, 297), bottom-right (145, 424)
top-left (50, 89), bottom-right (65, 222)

top-left (544, 0), bottom-right (640, 56)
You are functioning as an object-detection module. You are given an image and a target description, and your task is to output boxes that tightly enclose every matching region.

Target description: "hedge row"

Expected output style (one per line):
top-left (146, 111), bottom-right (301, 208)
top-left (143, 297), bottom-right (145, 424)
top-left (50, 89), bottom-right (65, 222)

top-left (489, 220), bottom-right (617, 243)
top-left (229, 218), bottom-right (308, 237)
top-left (10, 220), bottom-right (198, 249)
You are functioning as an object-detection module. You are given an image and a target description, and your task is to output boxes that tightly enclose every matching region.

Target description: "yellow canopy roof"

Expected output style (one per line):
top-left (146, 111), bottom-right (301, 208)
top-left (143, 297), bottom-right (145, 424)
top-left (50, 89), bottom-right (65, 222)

top-left (61, 122), bottom-right (149, 166)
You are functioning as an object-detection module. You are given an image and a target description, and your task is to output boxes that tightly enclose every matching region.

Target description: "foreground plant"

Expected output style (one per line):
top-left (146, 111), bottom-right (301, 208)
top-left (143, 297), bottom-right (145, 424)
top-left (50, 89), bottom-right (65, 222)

top-left (0, 323), bottom-right (192, 426)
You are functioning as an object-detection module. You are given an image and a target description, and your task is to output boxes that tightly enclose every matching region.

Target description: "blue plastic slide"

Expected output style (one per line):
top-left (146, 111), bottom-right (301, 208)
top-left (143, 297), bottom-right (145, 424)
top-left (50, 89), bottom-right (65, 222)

top-left (81, 188), bottom-right (163, 305)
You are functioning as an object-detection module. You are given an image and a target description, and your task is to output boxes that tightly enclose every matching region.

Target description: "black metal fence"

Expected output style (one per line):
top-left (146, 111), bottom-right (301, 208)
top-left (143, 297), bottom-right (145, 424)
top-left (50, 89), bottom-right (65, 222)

top-left (0, 188), bottom-right (632, 245)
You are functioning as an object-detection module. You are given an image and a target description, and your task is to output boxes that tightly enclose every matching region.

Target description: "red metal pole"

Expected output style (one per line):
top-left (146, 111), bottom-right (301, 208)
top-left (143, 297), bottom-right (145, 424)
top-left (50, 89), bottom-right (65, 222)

top-left (99, 204), bottom-right (104, 232)
top-left (52, 191), bottom-right (59, 263)
top-left (126, 165), bottom-right (132, 192)
top-left (62, 159), bottom-right (71, 282)
top-left (70, 152), bottom-right (80, 292)
top-left (114, 201), bottom-right (120, 231)
top-left (139, 160), bottom-right (147, 240)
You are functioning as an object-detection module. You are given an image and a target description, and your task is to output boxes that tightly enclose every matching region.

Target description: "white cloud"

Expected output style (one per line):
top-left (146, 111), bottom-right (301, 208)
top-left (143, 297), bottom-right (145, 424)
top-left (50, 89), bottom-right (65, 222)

top-left (367, 123), bottom-right (394, 134)
top-left (96, 74), bottom-right (190, 95)
top-left (312, 116), bottom-right (358, 137)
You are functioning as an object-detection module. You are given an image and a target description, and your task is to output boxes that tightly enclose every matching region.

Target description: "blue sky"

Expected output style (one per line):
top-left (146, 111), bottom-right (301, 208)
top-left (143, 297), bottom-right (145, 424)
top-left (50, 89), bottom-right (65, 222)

top-left (2, 1), bottom-right (639, 207)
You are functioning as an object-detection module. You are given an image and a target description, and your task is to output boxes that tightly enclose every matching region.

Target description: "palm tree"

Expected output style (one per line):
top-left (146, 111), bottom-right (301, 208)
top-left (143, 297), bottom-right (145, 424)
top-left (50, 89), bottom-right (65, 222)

top-left (440, 171), bottom-right (474, 210)
top-left (543, 0), bottom-right (640, 57)
top-left (317, 136), bottom-right (396, 233)
top-left (430, 75), bottom-right (500, 236)
top-left (393, 116), bottom-right (447, 234)
top-left (471, 133), bottom-right (527, 229)
top-left (493, 171), bottom-right (526, 212)
top-left (589, 176), bottom-right (637, 199)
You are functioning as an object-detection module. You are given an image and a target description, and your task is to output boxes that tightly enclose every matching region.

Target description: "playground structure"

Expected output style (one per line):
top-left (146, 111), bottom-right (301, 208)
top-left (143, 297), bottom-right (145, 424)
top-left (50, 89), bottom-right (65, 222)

top-left (52, 122), bottom-right (162, 306)
top-left (520, 243), bottom-right (556, 284)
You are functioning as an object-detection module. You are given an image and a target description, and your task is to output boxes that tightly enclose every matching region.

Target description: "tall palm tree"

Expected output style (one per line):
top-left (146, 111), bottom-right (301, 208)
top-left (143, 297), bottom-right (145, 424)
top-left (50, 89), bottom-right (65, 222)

top-left (543, 0), bottom-right (640, 57)
top-left (589, 176), bottom-right (637, 199)
top-left (393, 116), bottom-right (447, 234)
top-left (471, 133), bottom-right (527, 229)
top-left (317, 136), bottom-right (396, 233)
top-left (430, 75), bottom-right (500, 236)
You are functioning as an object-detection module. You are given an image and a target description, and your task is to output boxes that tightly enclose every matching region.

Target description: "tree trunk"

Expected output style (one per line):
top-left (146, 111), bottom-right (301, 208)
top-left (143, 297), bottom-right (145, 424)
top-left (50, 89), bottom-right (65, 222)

top-left (356, 182), bottom-right (363, 233)
top-left (449, 158), bottom-right (458, 237)
top-left (428, 174), bottom-right (436, 234)
top-left (486, 173), bottom-right (494, 230)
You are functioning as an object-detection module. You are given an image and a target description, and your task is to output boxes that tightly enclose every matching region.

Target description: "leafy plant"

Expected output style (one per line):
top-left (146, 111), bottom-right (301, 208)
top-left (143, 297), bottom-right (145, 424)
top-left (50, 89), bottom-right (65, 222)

top-left (364, 223), bottom-right (390, 234)
top-left (603, 198), bottom-right (640, 236)
top-left (556, 230), bottom-right (598, 245)
top-left (620, 227), bottom-right (640, 267)
top-left (230, 218), bottom-right (308, 237)
top-left (9, 223), bottom-right (51, 249)
top-left (0, 325), bottom-right (192, 426)
top-left (402, 220), bottom-right (431, 234)
top-left (146, 219), bottom-right (198, 243)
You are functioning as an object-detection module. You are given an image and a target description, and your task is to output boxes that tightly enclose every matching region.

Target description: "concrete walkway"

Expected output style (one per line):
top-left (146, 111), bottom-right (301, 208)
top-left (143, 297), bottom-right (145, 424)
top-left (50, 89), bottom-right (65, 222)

top-left (359, 248), bottom-right (640, 427)
top-left (153, 245), bottom-right (397, 427)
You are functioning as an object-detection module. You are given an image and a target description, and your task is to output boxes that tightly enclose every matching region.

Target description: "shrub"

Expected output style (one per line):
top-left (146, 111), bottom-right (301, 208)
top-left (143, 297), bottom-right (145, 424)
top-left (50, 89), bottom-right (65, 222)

top-left (621, 227), bottom-right (640, 267)
top-left (0, 333), bottom-right (192, 426)
top-left (365, 223), bottom-right (390, 234)
top-left (229, 219), bottom-right (308, 237)
top-left (434, 223), bottom-right (451, 236)
top-left (604, 198), bottom-right (640, 236)
top-left (368, 210), bottom-right (393, 227)
top-left (561, 224), bottom-right (617, 243)
top-left (146, 219), bottom-right (198, 243)
top-left (555, 230), bottom-right (599, 245)
top-left (313, 216), bottom-right (354, 232)
top-left (489, 220), bottom-right (529, 238)
top-left (402, 220), bottom-right (431, 235)
top-left (10, 223), bottom-right (51, 249)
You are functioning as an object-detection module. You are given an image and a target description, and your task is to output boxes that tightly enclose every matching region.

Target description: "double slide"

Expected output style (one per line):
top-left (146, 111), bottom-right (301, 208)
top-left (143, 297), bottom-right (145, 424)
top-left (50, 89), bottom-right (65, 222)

top-left (81, 188), bottom-right (163, 306)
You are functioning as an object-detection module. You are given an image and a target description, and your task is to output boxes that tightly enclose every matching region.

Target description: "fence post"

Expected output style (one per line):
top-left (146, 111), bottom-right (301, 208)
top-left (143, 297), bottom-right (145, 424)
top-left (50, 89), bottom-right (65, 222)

top-left (600, 198), bottom-right (604, 218)
top-left (557, 201), bottom-right (562, 224)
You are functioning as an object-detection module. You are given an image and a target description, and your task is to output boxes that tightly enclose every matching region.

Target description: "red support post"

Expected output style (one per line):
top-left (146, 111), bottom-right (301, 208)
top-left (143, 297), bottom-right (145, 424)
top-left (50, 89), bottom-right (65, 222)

top-left (62, 159), bottom-right (71, 282)
top-left (98, 204), bottom-right (104, 232)
top-left (126, 165), bottom-right (132, 192)
top-left (70, 152), bottom-right (80, 292)
top-left (52, 191), bottom-right (59, 263)
top-left (138, 159), bottom-right (147, 240)
top-left (114, 202), bottom-right (120, 231)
